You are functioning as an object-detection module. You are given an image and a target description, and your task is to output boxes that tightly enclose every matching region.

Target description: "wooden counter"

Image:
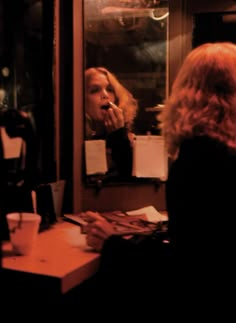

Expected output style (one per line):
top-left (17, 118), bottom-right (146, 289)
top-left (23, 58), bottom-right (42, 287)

top-left (1, 220), bottom-right (100, 298)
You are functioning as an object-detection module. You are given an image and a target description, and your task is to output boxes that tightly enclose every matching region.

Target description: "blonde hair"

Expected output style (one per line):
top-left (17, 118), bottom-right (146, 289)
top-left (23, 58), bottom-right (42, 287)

top-left (159, 42), bottom-right (236, 159)
top-left (85, 67), bottom-right (138, 131)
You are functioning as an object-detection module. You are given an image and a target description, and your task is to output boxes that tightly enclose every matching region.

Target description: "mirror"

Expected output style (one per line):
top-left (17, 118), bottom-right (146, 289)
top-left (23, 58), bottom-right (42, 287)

top-left (83, 0), bottom-right (169, 186)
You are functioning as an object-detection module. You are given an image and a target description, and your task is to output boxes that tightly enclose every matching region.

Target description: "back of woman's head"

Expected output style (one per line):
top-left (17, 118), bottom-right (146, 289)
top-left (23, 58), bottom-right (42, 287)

top-left (173, 42), bottom-right (236, 95)
top-left (85, 67), bottom-right (138, 130)
top-left (160, 42), bottom-right (236, 158)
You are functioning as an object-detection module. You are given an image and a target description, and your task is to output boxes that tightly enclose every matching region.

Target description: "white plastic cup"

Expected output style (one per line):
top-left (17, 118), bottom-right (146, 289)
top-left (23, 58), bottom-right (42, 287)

top-left (6, 212), bottom-right (41, 256)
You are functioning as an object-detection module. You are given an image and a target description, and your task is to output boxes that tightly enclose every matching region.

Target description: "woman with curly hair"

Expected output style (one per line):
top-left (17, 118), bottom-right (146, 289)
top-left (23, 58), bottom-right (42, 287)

top-left (85, 67), bottom-right (138, 180)
top-left (160, 42), bottom-right (236, 247)
top-left (159, 42), bottom-right (236, 313)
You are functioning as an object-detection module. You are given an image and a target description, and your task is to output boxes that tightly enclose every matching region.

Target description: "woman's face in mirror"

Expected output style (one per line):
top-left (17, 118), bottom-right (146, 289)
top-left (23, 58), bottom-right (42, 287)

top-left (85, 72), bottom-right (116, 122)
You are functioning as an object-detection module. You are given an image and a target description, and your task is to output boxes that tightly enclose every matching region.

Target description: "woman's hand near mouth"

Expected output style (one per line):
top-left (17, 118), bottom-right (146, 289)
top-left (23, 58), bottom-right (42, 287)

top-left (104, 102), bottom-right (125, 133)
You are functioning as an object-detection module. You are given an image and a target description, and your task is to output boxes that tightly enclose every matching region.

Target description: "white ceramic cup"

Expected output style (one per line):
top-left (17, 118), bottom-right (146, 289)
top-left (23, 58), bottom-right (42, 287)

top-left (6, 212), bottom-right (41, 256)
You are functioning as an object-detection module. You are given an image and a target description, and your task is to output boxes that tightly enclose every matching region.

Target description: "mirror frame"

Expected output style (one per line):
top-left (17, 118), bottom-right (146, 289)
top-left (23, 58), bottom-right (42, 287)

top-left (72, 0), bottom-right (184, 212)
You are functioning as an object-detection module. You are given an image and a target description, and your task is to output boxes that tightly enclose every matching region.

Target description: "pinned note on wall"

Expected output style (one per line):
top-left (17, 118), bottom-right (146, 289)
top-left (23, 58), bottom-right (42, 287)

top-left (132, 135), bottom-right (168, 180)
top-left (85, 140), bottom-right (108, 175)
top-left (1, 126), bottom-right (23, 159)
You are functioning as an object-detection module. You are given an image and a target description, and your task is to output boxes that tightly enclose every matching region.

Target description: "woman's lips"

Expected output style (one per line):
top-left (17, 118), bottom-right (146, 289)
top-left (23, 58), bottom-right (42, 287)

top-left (101, 103), bottom-right (110, 110)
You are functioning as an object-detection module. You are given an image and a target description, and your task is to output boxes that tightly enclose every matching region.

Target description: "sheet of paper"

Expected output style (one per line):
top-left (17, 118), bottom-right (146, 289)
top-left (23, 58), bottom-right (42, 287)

top-left (126, 205), bottom-right (168, 223)
top-left (1, 126), bottom-right (23, 159)
top-left (132, 135), bottom-right (168, 180)
top-left (85, 140), bottom-right (108, 175)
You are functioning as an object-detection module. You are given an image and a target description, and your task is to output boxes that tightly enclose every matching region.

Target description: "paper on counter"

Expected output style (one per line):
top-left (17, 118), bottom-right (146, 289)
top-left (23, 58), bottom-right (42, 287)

top-left (126, 205), bottom-right (168, 223)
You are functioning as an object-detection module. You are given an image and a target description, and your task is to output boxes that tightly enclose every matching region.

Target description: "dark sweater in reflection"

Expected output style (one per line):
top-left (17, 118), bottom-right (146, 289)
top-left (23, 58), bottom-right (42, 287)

top-left (82, 136), bottom-right (236, 317)
top-left (106, 127), bottom-right (133, 179)
top-left (86, 125), bottom-right (133, 183)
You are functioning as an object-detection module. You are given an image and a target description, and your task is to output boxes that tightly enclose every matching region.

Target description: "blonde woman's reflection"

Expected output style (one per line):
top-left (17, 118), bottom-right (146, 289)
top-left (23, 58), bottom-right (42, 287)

top-left (85, 67), bottom-right (138, 180)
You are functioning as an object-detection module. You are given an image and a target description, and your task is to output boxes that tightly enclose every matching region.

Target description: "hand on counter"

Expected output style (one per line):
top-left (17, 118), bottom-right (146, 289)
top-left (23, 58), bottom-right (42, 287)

top-left (85, 211), bottom-right (115, 252)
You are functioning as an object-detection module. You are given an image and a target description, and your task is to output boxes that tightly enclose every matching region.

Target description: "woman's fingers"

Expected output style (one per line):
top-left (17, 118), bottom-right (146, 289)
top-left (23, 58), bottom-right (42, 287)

top-left (105, 104), bottom-right (124, 131)
top-left (85, 211), bottom-right (104, 223)
top-left (87, 220), bottom-right (114, 238)
top-left (87, 224), bottom-right (107, 240)
top-left (84, 211), bottom-right (115, 251)
top-left (109, 106), bottom-right (124, 127)
top-left (86, 233), bottom-right (104, 252)
top-left (86, 221), bottom-right (110, 251)
top-left (86, 219), bottom-right (115, 251)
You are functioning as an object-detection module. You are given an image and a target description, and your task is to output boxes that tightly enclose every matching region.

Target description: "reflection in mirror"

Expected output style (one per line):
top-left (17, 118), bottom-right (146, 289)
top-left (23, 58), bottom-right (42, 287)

top-left (84, 0), bottom-right (169, 186)
top-left (84, 66), bottom-right (138, 183)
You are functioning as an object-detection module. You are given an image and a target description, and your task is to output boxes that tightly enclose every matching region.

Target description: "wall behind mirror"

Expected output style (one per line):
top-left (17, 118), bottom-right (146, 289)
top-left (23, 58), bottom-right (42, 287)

top-left (0, 0), bottom-right (55, 185)
top-left (0, 0), bottom-right (56, 238)
top-left (83, 0), bottom-right (169, 186)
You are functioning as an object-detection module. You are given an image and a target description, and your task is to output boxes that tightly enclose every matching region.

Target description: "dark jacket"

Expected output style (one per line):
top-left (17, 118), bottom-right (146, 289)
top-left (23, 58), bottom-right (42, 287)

top-left (82, 136), bottom-right (236, 317)
top-left (168, 136), bottom-right (236, 259)
top-left (167, 136), bottom-right (236, 309)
